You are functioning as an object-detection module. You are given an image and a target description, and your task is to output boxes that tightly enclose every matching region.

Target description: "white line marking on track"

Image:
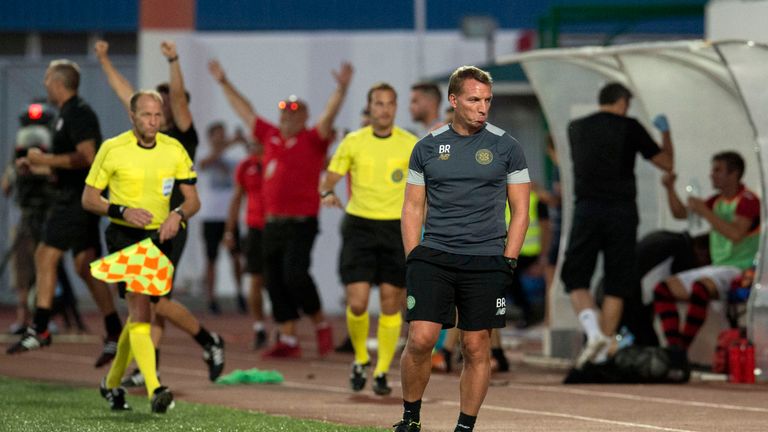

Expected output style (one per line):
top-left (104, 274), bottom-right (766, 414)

top-left (437, 400), bottom-right (700, 432)
top-left (504, 383), bottom-right (768, 413)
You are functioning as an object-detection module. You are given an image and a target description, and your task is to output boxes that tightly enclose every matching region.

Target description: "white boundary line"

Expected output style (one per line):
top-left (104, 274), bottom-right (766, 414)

top-left (504, 383), bottom-right (768, 414)
top-left (437, 400), bottom-right (699, 432)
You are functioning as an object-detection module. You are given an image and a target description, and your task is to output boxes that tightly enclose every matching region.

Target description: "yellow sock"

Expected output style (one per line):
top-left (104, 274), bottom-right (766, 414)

top-left (374, 311), bottom-right (402, 376)
top-left (346, 307), bottom-right (370, 365)
top-left (105, 322), bottom-right (132, 389)
top-left (128, 322), bottom-right (161, 397)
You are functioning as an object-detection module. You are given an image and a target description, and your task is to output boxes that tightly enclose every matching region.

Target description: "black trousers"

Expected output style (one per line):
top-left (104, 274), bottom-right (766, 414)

top-left (262, 218), bottom-right (322, 323)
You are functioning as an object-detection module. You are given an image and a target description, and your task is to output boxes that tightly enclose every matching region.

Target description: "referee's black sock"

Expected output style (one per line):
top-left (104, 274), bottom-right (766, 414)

top-left (33, 308), bottom-right (52, 334)
top-left (193, 327), bottom-right (215, 347)
top-left (403, 399), bottom-right (422, 423)
top-left (104, 312), bottom-right (122, 339)
top-left (455, 412), bottom-right (476, 431)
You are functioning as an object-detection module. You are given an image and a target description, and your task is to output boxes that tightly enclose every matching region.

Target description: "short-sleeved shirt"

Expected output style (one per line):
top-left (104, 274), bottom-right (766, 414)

top-left (234, 154), bottom-right (265, 229)
top-left (85, 130), bottom-right (197, 230)
top-left (407, 123), bottom-right (529, 256)
top-left (706, 184), bottom-right (760, 269)
top-left (51, 95), bottom-right (102, 198)
top-left (568, 112), bottom-right (660, 202)
top-left (165, 123), bottom-right (199, 209)
top-left (253, 116), bottom-right (331, 217)
top-left (327, 125), bottom-right (418, 220)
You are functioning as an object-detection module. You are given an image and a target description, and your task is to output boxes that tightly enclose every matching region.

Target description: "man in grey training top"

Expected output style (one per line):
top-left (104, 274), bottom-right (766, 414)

top-left (395, 66), bottom-right (530, 432)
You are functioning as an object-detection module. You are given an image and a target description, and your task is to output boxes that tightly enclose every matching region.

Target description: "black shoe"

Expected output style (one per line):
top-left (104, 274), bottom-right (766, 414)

top-left (6, 328), bottom-right (51, 354)
top-left (99, 377), bottom-right (130, 411)
top-left (372, 373), bottom-right (392, 396)
top-left (335, 337), bottom-right (354, 353)
top-left (393, 419), bottom-right (421, 432)
top-left (237, 295), bottom-right (247, 314)
top-left (150, 386), bottom-right (174, 413)
top-left (208, 301), bottom-right (221, 315)
top-left (120, 368), bottom-right (160, 388)
top-left (254, 329), bottom-right (268, 350)
top-left (203, 332), bottom-right (225, 381)
top-left (94, 337), bottom-right (118, 368)
top-left (349, 362), bottom-right (369, 392)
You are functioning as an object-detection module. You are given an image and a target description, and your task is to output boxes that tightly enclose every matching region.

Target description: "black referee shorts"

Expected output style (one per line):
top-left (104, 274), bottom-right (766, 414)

top-left (105, 223), bottom-right (175, 303)
top-left (339, 214), bottom-right (405, 287)
top-left (560, 200), bottom-right (638, 299)
top-left (405, 245), bottom-right (510, 331)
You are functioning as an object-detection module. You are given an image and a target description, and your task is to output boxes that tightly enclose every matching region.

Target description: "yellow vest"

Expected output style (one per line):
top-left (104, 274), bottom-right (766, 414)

top-left (505, 190), bottom-right (541, 257)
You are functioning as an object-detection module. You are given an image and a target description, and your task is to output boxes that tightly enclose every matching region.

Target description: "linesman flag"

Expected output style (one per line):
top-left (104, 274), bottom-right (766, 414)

top-left (90, 238), bottom-right (174, 296)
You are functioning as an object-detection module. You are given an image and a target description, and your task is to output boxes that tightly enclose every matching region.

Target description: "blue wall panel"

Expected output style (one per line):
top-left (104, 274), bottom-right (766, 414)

top-left (0, 0), bottom-right (138, 31)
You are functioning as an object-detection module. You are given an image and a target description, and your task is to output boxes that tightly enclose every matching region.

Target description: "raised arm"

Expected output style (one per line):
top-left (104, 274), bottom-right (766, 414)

top-left (94, 40), bottom-right (134, 112)
top-left (160, 41), bottom-right (193, 132)
top-left (649, 114), bottom-right (674, 172)
top-left (401, 183), bottom-right (426, 256)
top-left (661, 172), bottom-right (687, 219)
top-left (208, 60), bottom-right (257, 128)
top-left (505, 182), bottom-right (531, 259)
top-left (315, 62), bottom-right (354, 140)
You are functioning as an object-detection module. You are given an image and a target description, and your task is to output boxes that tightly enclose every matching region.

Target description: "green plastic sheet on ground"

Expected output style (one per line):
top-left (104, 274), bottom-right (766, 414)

top-left (215, 368), bottom-right (285, 385)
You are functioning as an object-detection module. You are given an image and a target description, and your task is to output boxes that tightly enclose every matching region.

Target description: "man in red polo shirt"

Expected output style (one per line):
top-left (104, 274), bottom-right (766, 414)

top-left (209, 60), bottom-right (353, 357)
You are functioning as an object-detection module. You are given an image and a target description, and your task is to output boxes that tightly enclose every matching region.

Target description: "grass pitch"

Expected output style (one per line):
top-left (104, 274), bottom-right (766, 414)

top-left (0, 376), bottom-right (387, 432)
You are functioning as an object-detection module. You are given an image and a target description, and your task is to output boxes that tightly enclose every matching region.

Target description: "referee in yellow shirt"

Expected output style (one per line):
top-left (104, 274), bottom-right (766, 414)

top-left (319, 82), bottom-right (417, 396)
top-left (82, 90), bottom-right (200, 413)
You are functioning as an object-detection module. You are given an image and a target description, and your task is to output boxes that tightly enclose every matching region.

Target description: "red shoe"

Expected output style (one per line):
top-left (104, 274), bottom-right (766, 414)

top-left (261, 341), bottom-right (301, 359)
top-left (316, 325), bottom-right (333, 357)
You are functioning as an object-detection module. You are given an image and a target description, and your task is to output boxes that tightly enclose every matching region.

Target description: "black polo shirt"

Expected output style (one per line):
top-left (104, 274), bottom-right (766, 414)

top-left (51, 95), bottom-right (101, 199)
top-left (568, 112), bottom-right (660, 202)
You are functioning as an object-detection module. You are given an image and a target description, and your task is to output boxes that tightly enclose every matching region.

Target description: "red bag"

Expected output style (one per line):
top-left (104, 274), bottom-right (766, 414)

top-left (713, 328), bottom-right (741, 373)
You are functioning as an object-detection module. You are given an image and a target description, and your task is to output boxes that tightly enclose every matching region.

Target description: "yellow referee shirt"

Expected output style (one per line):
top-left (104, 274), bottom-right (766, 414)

top-left (327, 126), bottom-right (417, 220)
top-left (85, 131), bottom-right (197, 229)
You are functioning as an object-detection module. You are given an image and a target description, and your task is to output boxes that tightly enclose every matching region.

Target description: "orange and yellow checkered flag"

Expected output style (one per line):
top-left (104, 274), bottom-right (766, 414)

top-left (90, 238), bottom-right (174, 296)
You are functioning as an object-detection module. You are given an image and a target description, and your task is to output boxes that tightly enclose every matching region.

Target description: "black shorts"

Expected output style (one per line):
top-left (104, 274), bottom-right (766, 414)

top-left (560, 200), bottom-right (638, 298)
top-left (339, 214), bottom-right (406, 287)
top-left (41, 200), bottom-right (101, 255)
top-left (405, 245), bottom-right (510, 331)
top-left (105, 223), bottom-right (175, 303)
top-left (244, 227), bottom-right (263, 274)
top-left (202, 221), bottom-right (241, 261)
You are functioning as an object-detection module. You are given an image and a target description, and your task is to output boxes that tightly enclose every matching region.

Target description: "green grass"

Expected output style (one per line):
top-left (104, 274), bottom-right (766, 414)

top-left (0, 376), bottom-right (387, 432)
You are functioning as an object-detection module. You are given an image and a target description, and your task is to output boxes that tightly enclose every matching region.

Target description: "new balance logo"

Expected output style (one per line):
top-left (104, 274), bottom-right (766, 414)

top-left (495, 298), bottom-right (506, 316)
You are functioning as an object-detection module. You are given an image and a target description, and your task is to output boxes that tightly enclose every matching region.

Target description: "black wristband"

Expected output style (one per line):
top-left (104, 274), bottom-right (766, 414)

top-left (168, 55), bottom-right (179, 63)
top-left (319, 190), bottom-right (335, 199)
top-left (108, 204), bottom-right (126, 219)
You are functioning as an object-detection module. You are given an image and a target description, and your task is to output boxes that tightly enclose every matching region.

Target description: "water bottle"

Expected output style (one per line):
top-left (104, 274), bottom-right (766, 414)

top-left (685, 178), bottom-right (702, 230)
top-left (615, 326), bottom-right (635, 350)
top-left (743, 339), bottom-right (756, 384)
top-left (728, 344), bottom-right (743, 383)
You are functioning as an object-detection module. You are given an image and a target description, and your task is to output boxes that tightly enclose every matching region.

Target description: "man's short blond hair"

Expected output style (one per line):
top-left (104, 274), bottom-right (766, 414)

top-left (48, 59), bottom-right (81, 91)
top-left (130, 90), bottom-right (164, 113)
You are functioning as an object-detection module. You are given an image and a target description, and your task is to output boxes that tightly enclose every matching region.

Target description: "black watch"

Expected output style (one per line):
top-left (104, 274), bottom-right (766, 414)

top-left (319, 190), bottom-right (335, 199)
top-left (504, 256), bottom-right (518, 271)
top-left (172, 207), bottom-right (186, 222)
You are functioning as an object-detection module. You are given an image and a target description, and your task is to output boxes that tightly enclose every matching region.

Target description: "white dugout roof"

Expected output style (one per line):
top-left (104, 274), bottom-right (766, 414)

top-left (499, 40), bottom-right (768, 373)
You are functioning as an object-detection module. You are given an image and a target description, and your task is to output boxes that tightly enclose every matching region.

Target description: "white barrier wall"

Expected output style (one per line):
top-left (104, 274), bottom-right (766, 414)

top-left (707, 0), bottom-right (768, 43)
top-left (136, 30), bottom-right (524, 314)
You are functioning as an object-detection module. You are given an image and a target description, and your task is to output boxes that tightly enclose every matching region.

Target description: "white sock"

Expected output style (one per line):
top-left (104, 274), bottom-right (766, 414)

top-left (253, 321), bottom-right (265, 332)
top-left (577, 309), bottom-right (604, 342)
top-left (279, 334), bottom-right (298, 346)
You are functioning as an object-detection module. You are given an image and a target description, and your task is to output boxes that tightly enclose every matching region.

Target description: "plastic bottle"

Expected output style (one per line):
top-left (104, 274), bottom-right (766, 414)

top-left (743, 340), bottom-right (756, 384)
top-left (685, 178), bottom-right (702, 230)
top-left (728, 344), bottom-right (743, 383)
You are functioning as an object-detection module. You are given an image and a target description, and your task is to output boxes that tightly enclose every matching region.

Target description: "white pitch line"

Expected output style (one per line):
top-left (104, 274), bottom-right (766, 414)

top-left (437, 400), bottom-right (699, 432)
top-left (504, 383), bottom-right (768, 414)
